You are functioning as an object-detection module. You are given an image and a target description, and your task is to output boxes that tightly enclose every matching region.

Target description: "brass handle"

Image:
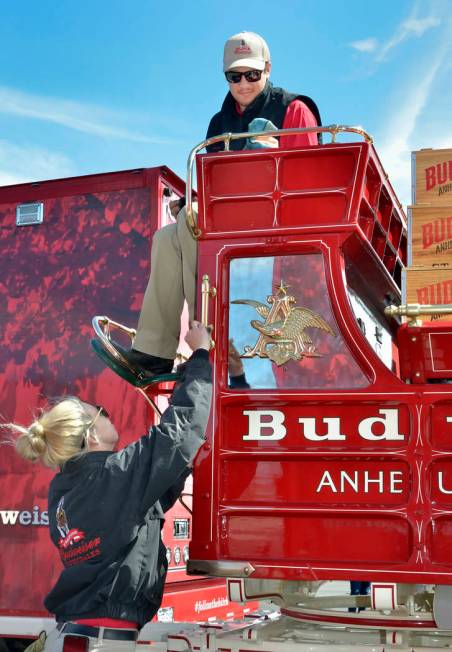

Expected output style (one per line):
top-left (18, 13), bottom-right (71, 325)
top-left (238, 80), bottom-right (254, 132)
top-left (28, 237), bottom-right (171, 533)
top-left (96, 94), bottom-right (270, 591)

top-left (201, 274), bottom-right (216, 348)
top-left (385, 303), bottom-right (452, 326)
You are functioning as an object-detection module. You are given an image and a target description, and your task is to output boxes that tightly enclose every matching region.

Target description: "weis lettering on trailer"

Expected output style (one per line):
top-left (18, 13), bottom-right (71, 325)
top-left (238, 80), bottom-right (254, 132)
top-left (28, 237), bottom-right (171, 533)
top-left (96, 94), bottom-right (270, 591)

top-left (422, 216), bottom-right (452, 250)
top-left (425, 160), bottom-right (452, 193)
top-left (0, 506), bottom-right (49, 526)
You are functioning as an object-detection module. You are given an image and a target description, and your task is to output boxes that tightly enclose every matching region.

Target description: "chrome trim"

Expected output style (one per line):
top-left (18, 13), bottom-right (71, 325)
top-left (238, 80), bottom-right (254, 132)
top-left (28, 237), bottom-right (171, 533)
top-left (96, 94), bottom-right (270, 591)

top-left (185, 125), bottom-right (373, 238)
top-left (187, 559), bottom-right (256, 577)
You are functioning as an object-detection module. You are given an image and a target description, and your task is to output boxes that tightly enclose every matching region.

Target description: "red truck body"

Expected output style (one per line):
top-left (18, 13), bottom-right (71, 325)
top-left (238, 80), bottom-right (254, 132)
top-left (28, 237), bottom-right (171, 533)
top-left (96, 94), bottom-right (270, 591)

top-left (0, 167), bottom-right (250, 641)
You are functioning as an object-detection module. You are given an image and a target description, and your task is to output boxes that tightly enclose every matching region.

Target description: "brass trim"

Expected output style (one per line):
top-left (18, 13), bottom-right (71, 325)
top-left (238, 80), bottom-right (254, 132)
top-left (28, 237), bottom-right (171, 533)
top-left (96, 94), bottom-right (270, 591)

top-left (201, 274), bottom-right (216, 349)
top-left (187, 559), bottom-right (256, 577)
top-left (91, 316), bottom-right (136, 373)
top-left (232, 280), bottom-right (335, 365)
top-left (185, 125), bottom-right (373, 239)
top-left (136, 387), bottom-right (162, 419)
top-left (385, 303), bottom-right (452, 327)
top-left (92, 316), bottom-right (163, 420)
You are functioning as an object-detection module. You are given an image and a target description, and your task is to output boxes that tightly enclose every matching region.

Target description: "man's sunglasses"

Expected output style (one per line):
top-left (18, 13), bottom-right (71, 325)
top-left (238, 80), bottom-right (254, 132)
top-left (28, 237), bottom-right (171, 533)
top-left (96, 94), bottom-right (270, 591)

top-left (225, 69), bottom-right (263, 84)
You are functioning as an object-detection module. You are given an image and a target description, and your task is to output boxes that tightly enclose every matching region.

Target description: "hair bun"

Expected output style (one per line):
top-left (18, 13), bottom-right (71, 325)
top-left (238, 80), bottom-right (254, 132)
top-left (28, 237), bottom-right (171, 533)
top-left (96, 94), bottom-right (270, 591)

top-left (29, 422), bottom-right (44, 437)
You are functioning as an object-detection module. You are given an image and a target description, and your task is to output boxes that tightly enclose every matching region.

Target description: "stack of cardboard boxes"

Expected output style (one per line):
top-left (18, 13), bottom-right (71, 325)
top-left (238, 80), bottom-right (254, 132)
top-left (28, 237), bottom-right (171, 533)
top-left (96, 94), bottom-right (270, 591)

top-left (405, 147), bottom-right (452, 319)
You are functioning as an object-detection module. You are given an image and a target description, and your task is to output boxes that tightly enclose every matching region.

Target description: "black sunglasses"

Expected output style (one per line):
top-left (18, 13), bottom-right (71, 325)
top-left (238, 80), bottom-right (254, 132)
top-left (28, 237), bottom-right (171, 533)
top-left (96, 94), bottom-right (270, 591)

top-left (225, 69), bottom-right (263, 84)
top-left (95, 405), bottom-right (110, 419)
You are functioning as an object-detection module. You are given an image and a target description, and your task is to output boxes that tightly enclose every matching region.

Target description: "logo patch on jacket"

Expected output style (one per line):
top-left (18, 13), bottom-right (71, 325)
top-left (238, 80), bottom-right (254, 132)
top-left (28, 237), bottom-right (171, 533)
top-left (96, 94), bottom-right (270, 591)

top-left (55, 496), bottom-right (101, 566)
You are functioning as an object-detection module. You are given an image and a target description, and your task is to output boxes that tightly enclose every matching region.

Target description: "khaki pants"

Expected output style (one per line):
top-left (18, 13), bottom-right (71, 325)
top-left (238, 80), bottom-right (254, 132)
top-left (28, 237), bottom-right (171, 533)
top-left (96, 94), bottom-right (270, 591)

top-left (133, 206), bottom-right (197, 360)
top-left (42, 626), bottom-right (138, 651)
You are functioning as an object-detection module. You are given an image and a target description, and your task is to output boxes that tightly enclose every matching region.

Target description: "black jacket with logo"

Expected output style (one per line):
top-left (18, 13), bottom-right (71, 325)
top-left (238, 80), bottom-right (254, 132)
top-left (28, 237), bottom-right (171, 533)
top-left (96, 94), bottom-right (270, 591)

top-left (206, 81), bottom-right (321, 151)
top-left (44, 350), bottom-right (212, 628)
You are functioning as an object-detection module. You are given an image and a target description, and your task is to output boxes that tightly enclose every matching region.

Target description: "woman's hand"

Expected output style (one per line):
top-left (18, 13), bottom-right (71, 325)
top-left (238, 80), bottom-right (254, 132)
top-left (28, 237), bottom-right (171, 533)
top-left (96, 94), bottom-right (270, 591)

top-left (228, 339), bottom-right (245, 376)
top-left (185, 321), bottom-right (211, 352)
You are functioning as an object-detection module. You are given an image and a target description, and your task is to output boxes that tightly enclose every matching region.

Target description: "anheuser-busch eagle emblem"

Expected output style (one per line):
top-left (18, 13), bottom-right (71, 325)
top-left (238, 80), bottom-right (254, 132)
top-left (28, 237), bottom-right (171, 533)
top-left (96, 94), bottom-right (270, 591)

top-left (232, 281), bottom-right (336, 366)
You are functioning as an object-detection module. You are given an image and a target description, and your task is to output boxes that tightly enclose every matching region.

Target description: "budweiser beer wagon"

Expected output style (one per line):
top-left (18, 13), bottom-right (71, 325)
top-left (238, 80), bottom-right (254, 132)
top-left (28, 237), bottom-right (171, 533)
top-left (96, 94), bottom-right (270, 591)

top-left (93, 128), bottom-right (452, 649)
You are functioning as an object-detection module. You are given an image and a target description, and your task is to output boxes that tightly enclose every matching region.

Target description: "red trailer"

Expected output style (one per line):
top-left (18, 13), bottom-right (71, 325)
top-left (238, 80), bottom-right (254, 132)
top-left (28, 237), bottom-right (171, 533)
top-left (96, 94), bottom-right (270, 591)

top-left (0, 167), bottom-right (252, 648)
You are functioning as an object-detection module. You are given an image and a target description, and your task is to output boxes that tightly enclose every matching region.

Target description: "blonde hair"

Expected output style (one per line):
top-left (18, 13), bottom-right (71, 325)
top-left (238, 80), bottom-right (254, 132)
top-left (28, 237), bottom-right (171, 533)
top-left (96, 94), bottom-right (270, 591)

top-left (8, 397), bottom-right (93, 468)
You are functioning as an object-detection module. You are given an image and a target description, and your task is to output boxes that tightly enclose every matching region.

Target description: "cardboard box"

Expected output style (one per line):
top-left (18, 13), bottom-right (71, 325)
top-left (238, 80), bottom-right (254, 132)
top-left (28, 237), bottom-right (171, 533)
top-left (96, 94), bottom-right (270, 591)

top-left (404, 266), bottom-right (452, 322)
top-left (412, 147), bottom-right (452, 206)
top-left (409, 205), bottom-right (452, 267)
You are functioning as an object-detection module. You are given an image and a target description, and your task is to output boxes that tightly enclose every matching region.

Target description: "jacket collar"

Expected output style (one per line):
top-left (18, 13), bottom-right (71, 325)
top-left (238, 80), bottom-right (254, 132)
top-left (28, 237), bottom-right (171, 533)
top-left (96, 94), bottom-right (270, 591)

top-left (60, 450), bottom-right (112, 473)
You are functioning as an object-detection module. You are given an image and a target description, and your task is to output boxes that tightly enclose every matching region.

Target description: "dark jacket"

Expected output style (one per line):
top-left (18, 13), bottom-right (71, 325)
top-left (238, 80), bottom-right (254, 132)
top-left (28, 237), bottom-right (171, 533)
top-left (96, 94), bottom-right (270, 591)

top-left (206, 81), bottom-right (321, 152)
top-left (44, 350), bottom-right (212, 628)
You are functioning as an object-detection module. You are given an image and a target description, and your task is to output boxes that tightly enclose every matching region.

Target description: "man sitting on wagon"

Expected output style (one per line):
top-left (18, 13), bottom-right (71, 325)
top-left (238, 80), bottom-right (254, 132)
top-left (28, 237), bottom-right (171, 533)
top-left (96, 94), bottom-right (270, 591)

top-left (110, 31), bottom-right (321, 379)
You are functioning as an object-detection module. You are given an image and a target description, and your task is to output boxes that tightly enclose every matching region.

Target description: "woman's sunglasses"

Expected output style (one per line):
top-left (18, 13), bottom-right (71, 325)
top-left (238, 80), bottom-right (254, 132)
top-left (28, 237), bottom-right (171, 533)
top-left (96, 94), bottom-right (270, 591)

top-left (95, 405), bottom-right (110, 419)
top-left (225, 69), bottom-right (263, 84)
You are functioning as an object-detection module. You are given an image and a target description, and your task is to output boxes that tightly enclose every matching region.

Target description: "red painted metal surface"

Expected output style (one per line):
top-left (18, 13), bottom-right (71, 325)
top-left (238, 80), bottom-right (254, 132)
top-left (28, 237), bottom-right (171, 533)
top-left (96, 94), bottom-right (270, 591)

top-left (398, 321), bottom-right (452, 383)
top-left (188, 142), bottom-right (452, 586)
top-left (0, 167), bottom-right (235, 632)
top-left (155, 577), bottom-right (249, 624)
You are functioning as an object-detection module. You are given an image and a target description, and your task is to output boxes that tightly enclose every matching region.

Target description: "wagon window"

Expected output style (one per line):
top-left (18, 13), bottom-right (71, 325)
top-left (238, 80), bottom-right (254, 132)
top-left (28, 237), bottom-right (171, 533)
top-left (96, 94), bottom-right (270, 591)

top-left (229, 253), bottom-right (368, 390)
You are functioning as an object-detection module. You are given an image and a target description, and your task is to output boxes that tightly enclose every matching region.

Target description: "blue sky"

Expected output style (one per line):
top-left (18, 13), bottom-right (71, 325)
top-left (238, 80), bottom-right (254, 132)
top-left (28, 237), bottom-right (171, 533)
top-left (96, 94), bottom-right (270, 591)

top-left (0, 0), bottom-right (450, 208)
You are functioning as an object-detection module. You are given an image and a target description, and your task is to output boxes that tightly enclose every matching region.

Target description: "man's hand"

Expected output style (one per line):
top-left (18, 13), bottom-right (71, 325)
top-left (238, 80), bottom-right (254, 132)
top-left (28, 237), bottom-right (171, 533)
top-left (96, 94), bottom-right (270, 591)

top-left (252, 135), bottom-right (278, 148)
top-left (185, 321), bottom-right (210, 352)
top-left (228, 339), bottom-right (245, 376)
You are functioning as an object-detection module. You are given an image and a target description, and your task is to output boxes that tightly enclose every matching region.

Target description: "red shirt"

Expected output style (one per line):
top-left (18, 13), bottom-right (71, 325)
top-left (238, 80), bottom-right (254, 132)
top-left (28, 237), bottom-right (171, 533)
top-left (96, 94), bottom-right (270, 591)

top-left (280, 99), bottom-right (318, 148)
top-left (75, 618), bottom-right (138, 629)
top-left (235, 98), bottom-right (319, 149)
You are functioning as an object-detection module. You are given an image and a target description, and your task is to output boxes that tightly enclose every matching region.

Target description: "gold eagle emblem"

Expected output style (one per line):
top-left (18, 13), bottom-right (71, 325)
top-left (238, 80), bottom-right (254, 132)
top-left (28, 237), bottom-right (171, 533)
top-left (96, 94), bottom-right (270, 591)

top-left (232, 281), bottom-right (336, 366)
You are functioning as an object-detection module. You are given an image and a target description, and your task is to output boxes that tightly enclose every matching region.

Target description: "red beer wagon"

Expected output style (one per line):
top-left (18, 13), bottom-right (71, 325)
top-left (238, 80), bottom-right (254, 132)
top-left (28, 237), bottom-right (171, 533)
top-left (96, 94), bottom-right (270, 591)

top-left (93, 126), bottom-right (452, 649)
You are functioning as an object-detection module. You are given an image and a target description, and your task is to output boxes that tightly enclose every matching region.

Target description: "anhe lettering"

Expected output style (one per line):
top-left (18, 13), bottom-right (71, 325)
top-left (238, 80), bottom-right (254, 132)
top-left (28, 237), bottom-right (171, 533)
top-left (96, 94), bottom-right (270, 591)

top-left (316, 470), bottom-right (404, 494)
top-left (315, 470), bottom-right (452, 497)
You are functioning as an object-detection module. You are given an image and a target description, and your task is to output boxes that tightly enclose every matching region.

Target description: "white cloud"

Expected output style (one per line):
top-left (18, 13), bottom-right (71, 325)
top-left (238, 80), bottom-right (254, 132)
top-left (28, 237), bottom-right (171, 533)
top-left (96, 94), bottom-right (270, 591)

top-left (350, 5), bottom-right (441, 63)
top-left (377, 37), bottom-right (449, 208)
top-left (376, 13), bottom-right (441, 61)
top-left (403, 16), bottom-right (441, 36)
top-left (0, 140), bottom-right (75, 186)
top-left (350, 38), bottom-right (378, 53)
top-left (0, 85), bottom-right (179, 145)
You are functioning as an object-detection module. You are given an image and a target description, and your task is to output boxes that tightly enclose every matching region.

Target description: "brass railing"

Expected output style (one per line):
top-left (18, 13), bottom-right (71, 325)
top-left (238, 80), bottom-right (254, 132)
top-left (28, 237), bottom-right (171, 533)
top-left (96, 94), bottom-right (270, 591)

top-left (185, 124), bottom-right (373, 238)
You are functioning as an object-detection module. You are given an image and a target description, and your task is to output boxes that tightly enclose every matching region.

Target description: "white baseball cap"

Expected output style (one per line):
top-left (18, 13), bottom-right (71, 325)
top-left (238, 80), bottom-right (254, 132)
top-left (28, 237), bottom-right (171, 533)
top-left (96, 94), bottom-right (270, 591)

top-left (223, 31), bottom-right (271, 72)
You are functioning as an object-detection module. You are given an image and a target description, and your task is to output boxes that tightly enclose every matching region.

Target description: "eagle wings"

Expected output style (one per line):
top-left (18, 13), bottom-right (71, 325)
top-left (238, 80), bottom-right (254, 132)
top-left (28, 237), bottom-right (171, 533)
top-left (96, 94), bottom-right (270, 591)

top-left (232, 298), bottom-right (335, 365)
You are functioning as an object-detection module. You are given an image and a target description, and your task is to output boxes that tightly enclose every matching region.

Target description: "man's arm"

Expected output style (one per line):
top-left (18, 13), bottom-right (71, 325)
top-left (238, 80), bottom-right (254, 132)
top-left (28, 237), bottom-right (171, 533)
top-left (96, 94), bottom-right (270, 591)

top-left (280, 100), bottom-right (319, 148)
